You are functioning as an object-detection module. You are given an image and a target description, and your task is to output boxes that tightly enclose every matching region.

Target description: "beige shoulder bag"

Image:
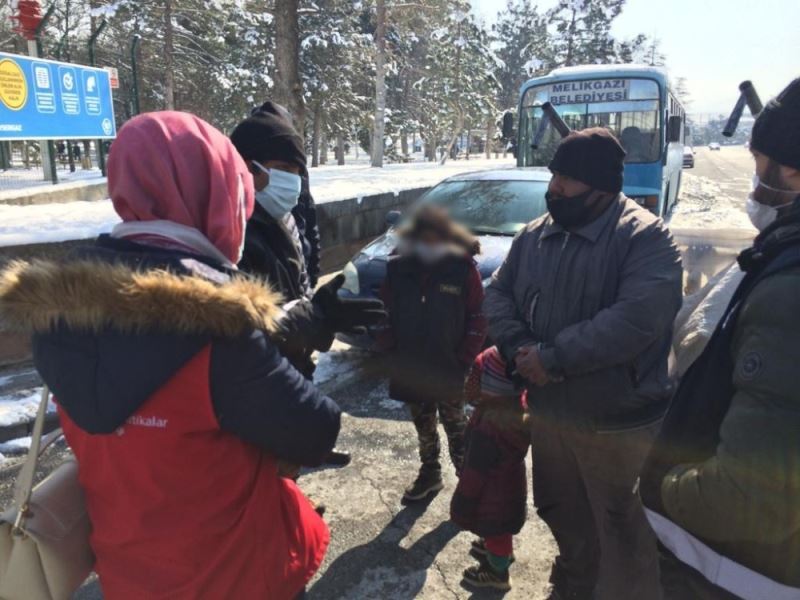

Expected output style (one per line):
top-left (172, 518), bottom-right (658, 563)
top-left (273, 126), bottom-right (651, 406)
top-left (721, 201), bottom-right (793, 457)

top-left (0, 387), bottom-right (94, 600)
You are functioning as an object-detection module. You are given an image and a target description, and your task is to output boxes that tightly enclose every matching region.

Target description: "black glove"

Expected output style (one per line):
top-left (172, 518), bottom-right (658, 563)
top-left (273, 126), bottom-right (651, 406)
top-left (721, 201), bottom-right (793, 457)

top-left (312, 274), bottom-right (387, 335)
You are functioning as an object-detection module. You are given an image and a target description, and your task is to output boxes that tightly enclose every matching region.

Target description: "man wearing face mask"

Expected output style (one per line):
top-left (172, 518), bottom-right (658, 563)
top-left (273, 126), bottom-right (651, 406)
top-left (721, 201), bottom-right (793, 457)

top-left (230, 111), bottom-right (386, 381)
top-left (640, 79), bottom-right (800, 600)
top-left (485, 127), bottom-right (683, 600)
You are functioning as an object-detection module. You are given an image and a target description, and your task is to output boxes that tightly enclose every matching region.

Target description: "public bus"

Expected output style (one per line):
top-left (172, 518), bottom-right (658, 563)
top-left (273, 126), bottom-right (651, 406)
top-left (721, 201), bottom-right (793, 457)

top-left (516, 64), bottom-right (686, 216)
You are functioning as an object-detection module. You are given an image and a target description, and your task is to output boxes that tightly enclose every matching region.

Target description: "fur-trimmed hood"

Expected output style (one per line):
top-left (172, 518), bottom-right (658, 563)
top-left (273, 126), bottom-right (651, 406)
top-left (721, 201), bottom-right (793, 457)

top-left (0, 259), bottom-right (281, 337)
top-left (0, 251), bottom-right (286, 435)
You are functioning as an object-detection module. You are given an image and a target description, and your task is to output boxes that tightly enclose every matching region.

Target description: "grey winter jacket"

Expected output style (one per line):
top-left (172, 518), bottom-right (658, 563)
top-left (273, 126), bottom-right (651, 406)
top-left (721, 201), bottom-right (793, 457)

top-left (485, 194), bottom-right (683, 431)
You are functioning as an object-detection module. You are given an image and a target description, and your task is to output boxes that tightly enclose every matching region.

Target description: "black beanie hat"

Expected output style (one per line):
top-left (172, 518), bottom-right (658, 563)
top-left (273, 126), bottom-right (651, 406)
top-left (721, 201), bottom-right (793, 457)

top-left (548, 127), bottom-right (626, 194)
top-left (751, 78), bottom-right (800, 170)
top-left (230, 102), bottom-right (306, 170)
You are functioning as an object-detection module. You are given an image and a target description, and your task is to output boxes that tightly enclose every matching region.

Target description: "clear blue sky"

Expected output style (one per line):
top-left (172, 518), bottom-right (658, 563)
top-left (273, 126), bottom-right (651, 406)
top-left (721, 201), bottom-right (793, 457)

top-left (471, 0), bottom-right (800, 116)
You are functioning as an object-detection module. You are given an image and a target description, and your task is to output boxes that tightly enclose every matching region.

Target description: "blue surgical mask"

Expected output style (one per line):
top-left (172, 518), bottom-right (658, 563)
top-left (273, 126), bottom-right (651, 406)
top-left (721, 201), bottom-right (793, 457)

top-left (252, 162), bottom-right (301, 220)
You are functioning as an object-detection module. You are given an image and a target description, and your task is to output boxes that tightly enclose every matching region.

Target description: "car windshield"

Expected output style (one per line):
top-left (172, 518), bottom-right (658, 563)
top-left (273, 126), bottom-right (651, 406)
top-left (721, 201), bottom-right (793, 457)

top-left (519, 78), bottom-right (662, 167)
top-left (419, 178), bottom-right (549, 236)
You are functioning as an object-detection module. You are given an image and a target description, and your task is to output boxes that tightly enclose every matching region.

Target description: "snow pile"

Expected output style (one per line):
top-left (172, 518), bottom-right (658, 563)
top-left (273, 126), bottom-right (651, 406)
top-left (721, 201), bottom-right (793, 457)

top-left (0, 389), bottom-right (50, 428)
top-left (670, 173), bottom-right (755, 232)
top-left (0, 436), bottom-right (32, 454)
top-left (0, 158), bottom-right (513, 248)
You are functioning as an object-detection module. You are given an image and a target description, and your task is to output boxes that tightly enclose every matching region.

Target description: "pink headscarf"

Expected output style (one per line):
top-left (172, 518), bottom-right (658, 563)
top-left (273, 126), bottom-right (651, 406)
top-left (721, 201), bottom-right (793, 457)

top-left (107, 111), bottom-right (255, 264)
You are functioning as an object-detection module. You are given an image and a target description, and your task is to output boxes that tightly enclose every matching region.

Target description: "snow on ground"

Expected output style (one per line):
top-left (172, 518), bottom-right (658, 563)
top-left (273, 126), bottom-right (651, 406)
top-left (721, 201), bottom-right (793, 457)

top-left (0, 387), bottom-right (52, 465)
top-left (669, 172), bottom-right (755, 232)
top-left (0, 201), bottom-right (120, 247)
top-left (313, 339), bottom-right (371, 390)
top-left (0, 157), bottom-right (513, 248)
top-left (0, 389), bottom-right (48, 428)
top-left (0, 436), bottom-right (31, 454)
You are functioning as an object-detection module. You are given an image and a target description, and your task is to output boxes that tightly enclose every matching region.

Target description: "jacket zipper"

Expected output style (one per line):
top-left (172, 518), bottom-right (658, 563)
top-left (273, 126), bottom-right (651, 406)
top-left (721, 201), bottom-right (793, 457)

top-left (542, 232), bottom-right (570, 337)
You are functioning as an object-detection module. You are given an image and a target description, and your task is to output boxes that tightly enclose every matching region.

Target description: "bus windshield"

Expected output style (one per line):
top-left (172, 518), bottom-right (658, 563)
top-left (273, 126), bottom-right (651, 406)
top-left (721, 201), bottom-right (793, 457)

top-left (519, 77), bottom-right (662, 167)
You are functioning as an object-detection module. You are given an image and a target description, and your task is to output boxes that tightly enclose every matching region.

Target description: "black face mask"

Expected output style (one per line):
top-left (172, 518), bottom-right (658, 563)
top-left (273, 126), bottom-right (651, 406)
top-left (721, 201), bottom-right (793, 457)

top-left (545, 189), bottom-right (595, 229)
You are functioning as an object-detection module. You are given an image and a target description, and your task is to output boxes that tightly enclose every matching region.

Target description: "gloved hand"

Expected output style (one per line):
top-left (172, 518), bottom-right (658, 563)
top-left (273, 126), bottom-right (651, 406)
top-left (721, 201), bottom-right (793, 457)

top-left (312, 274), bottom-right (387, 335)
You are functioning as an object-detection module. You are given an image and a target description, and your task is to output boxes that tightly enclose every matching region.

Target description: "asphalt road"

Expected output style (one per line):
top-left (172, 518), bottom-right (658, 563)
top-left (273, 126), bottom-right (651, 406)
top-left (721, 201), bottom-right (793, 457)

top-left (685, 144), bottom-right (753, 202)
top-left (0, 146), bottom-right (757, 599)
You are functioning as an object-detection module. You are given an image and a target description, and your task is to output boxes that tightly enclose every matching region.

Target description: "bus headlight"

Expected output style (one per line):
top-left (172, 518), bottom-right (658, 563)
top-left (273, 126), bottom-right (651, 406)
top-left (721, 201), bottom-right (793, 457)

top-left (342, 261), bottom-right (360, 295)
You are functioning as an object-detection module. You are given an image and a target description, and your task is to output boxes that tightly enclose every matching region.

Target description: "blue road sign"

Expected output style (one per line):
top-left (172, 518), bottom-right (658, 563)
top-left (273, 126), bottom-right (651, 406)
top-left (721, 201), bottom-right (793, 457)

top-left (0, 51), bottom-right (116, 141)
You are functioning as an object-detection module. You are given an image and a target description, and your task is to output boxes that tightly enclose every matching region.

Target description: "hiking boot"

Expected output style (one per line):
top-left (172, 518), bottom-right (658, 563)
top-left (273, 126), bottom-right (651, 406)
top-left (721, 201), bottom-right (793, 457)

top-left (401, 468), bottom-right (443, 504)
top-left (463, 562), bottom-right (512, 591)
top-left (469, 538), bottom-right (516, 564)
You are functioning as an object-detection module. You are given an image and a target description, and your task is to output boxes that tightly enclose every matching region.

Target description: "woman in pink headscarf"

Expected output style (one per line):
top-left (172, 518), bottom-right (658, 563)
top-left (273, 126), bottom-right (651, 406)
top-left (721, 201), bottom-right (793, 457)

top-left (0, 112), bottom-right (340, 599)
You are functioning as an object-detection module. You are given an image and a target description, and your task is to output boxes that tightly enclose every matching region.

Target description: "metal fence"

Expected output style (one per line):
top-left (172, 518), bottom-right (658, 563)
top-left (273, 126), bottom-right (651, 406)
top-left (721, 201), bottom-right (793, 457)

top-left (0, 140), bottom-right (106, 193)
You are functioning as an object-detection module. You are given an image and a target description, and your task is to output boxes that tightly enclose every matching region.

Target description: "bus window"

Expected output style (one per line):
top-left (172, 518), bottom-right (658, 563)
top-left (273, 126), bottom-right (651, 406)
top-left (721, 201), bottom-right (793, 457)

top-left (519, 78), bottom-right (663, 166)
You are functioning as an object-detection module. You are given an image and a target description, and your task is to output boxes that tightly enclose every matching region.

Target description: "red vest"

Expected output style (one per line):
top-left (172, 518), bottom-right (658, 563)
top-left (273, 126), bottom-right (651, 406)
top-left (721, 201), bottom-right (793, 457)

top-left (59, 345), bottom-right (328, 599)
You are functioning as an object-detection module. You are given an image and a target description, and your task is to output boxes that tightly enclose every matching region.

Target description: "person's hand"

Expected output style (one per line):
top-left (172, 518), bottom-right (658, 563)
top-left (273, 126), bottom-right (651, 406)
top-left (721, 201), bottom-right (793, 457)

top-left (312, 274), bottom-right (387, 335)
top-left (515, 345), bottom-right (550, 387)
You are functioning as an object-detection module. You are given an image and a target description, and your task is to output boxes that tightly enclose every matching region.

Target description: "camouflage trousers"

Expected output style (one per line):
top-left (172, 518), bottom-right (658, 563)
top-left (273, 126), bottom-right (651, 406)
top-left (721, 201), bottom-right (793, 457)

top-left (408, 395), bottom-right (467, 473)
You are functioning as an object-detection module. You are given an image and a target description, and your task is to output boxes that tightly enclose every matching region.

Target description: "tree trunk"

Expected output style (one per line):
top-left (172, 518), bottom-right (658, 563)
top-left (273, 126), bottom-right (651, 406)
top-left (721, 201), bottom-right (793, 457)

top-left (274, 0), bottom-right (306, 133)
top-left (371, 0), bottom-right (387, 168)
top-left (440, 17), bottom-right (464, 165)
top-left (163, 0), bottom-right (175, 110)
top-left (311, 103), bottom-right (321, 168)
top-left (565, 9), bottom-right (577, 67)
top-left (485, 118), bottom-right (493, 159)
top-left (320, 120), bottom-right (328, 165)
top-left (400, 131), bottom-right (408, 157)
top-left (337, 133), bottom-right (345, 165)
top-left (465, 123), bottom-right (471, 160)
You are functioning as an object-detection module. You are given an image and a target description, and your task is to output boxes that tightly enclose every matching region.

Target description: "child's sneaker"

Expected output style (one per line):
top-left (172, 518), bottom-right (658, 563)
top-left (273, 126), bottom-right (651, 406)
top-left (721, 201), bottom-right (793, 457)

top-left (463, 562), bottom-right (512, 591)
top-left (469, 539), bottom-right (516, 564)
top-left (402, 468), bottom-right (444, 503)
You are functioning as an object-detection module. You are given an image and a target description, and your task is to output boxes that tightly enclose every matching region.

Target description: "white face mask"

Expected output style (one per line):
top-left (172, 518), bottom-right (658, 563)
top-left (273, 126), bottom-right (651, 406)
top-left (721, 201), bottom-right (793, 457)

top-left (746, 174), bottom-right (797, 231)
top-left (414, 241), bottom-right (449, 265)
top-left (252, 162), bottom-right (301, 220)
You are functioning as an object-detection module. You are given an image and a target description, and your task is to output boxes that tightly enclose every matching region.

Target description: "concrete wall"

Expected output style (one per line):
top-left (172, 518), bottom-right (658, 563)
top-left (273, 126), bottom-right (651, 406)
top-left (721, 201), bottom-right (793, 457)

top-left (0, 179), bottom-right (108, 206)
top-left (316, 187), bottom-right (428, 272)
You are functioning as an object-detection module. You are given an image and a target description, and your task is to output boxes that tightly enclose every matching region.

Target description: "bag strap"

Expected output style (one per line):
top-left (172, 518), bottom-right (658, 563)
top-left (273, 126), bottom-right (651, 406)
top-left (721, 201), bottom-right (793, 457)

top-left (12, 386), bottom-right (57, 532)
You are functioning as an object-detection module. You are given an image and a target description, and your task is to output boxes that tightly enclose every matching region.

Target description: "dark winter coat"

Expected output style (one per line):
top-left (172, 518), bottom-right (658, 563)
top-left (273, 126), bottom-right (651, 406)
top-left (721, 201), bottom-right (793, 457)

top-left (378, 252), bottom-right (487, 403)
top-left (292, 175), bottom-right (322, 288)
top-left (641, 211), bottom-right (800, 594)
top-left (240, 202), bottom-right (310, 301)
top-left (484, 194), bottom-right (683, 431)
top-left (451, 400), bottom-right (530, 537)
top-left (0, 237), bottom-right (340, 600)
top-left (239, 204), bottom-right (330, 377)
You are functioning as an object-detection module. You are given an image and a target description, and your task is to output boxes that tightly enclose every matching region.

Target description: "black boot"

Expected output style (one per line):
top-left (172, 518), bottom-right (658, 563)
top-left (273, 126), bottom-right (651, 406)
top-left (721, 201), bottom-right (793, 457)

top-left (402, 466), bottom-right (443, 504)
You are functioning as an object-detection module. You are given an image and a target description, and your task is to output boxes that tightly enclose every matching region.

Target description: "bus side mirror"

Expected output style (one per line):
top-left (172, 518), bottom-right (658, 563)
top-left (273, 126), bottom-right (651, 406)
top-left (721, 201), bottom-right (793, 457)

top-left (502, 111), bottom-right (515, 140)
top-left (668, 115), bottom-right (683, 143)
